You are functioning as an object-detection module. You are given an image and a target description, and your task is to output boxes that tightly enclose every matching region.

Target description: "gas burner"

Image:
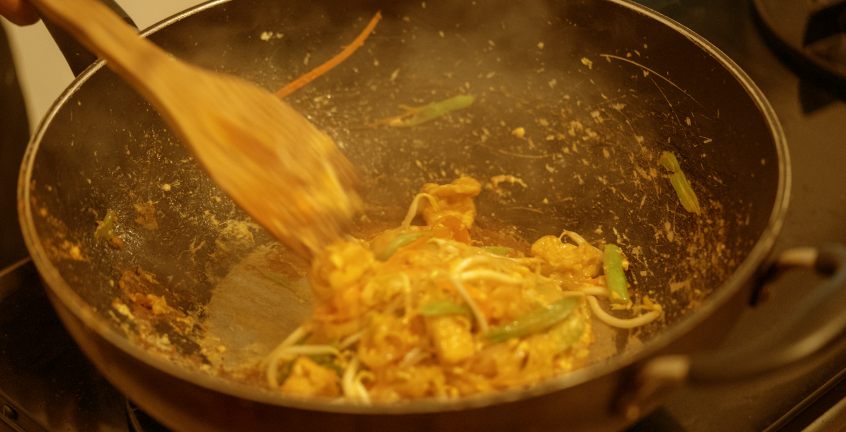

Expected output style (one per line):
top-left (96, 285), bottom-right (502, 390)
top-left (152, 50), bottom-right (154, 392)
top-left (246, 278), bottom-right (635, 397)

top-left (753, 0), bottom-right (846, 94)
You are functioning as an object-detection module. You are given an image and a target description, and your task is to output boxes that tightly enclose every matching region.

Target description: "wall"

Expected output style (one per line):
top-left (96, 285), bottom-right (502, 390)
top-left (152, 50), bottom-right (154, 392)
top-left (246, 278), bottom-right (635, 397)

top-left (2, 0), bottom-right (205, 132)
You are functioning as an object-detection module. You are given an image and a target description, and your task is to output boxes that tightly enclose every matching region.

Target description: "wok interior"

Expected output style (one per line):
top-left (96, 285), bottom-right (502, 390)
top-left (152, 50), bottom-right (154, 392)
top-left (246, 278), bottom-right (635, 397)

top-left (25, 0), bottom-right (780, 400)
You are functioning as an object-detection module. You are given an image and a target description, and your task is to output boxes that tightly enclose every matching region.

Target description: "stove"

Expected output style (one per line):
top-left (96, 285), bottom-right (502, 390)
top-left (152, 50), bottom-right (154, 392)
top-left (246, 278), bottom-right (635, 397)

top-left (2, 1), bottom-right (846, 431)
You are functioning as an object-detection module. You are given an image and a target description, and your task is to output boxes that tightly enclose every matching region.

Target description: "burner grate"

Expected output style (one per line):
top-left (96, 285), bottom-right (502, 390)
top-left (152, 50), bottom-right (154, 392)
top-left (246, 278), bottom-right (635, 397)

top-left (754, 0), bottom-right (846, 94)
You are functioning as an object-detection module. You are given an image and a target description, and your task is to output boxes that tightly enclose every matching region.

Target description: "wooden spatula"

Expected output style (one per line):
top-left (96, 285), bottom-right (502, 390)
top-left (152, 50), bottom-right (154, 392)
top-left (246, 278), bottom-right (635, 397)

top-left (29, 0), bottom-right (360, 257)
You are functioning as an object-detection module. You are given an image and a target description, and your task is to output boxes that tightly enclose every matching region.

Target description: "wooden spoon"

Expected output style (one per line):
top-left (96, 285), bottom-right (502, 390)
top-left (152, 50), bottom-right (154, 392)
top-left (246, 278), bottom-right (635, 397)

top-left (29, 0), bottom-right (360, 256)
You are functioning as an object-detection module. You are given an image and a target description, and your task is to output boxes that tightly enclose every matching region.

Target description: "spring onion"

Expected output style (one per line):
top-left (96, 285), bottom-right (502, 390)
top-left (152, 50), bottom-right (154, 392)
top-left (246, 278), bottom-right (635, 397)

top-left (310, 354), bottom-right (344, 375)
top-left (659, 151), bottom-right (701, 214)
top-left (381, 95), bottom-right (476, 127)
top-left (603, 244), bottom-right (630, 303)
top-left (482, 246), bottom-right (514, 256)
top-left (485, 297), bottom-right (580, 343)
top-left (419, 300), bottom-right (472, 317)
top-left (94, 209), bottom-right (117, 241)
top-left (375, 232), bottom-right (425, 261)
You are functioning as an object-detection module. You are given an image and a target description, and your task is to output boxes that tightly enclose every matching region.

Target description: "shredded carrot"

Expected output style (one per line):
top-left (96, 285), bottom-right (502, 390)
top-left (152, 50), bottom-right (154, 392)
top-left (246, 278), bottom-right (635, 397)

top-left (275, 11), bottom-right (382, 98)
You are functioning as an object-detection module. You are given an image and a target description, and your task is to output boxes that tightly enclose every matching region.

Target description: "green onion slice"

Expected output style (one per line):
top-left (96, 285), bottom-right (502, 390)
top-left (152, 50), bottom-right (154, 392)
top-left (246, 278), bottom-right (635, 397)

top-left (603, 243), bottom-right (630, 303)
top-left (485, 297), bottom-right (580, 343)
top-left (375, 232), bottom-right (425, 261)
top-left (659, 151), bottom-right (701, 214)
top-left (419, 300), bottom-right (472, 317)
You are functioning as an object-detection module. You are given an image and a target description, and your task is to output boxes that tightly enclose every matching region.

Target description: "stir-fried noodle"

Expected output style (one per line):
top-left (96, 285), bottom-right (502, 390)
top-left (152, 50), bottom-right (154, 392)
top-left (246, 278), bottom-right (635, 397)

top-left (263, 177), bottom-right (662, 402)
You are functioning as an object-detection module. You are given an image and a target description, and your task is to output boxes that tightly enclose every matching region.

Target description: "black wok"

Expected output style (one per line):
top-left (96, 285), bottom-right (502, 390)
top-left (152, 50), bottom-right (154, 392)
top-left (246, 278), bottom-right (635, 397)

top-left (17, 0), bottom-right (846, 430)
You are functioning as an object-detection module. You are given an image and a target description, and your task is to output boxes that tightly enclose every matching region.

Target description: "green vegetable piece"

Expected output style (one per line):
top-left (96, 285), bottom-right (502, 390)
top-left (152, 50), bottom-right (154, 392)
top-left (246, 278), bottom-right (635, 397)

top-left (658, 151), bottom-right (682, 172)
top-left (419, 300), bottom-right (471, 317)
top-left (668, 172), bottom-right (701, 214)
top-left (309, 354), bottom-right (344, 375)
top-left (387, 94), bottom-right (475, 127)
top-left (485, 297), bottom-right (580, 343)
top-left (482, 246), bottom-right (514, 256)
top-left (375, 232), bottom-right (425, 261)
top-left (659, 151), bottom-right (701, 214)
top-left (94, 209), bottom-right (117, 241)
top-left (603, 244), bottom-right (630, 303)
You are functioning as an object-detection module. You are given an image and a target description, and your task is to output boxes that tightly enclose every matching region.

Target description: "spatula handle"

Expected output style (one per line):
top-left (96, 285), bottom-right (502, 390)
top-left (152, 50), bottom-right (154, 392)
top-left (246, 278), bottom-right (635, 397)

top-left (29, 0), bottom-right (178, 99)
top-left (40, 0), bottom-right (137, 76)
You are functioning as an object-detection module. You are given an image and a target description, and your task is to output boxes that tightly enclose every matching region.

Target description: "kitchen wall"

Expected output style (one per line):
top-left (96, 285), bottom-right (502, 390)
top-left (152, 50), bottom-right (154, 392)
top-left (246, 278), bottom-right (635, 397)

top-left (2, 0), bottom-right (205, 132)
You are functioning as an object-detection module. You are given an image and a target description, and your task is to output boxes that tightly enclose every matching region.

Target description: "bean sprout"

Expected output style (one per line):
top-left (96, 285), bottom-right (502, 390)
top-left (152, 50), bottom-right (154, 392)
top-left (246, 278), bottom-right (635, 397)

top-left (342, 357), bottom-right (371, 403)
top-left (450, 256), bottom-right (495, 333)
top-left (400, 347), bottom-right (429, 367)
top-left (586, 296), bottom-right (662, 329)
top-left (401, 193), bottom-right (439, 228)
top-left (338, 330), bottom-right (364, 350)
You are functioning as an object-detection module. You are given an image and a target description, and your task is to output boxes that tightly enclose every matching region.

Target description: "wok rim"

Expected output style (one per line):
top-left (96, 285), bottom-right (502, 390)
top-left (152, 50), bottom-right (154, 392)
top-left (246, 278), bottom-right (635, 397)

top-left (17, 0), bottom-right (791, 416)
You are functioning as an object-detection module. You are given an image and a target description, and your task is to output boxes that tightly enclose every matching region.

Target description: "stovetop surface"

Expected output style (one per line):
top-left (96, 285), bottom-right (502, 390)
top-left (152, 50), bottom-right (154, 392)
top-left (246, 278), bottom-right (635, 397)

top-left (3, 0), bottom-right (846, 431)
top-left (0, 261), bottom-right (127, 432)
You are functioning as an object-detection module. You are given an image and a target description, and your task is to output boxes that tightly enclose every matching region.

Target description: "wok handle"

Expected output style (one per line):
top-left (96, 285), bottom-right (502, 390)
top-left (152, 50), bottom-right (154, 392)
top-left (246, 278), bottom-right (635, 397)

top-left (688, 243), bottom-right (846, 381)
top-left (619, 244), bottom-right (846, 418)
top-left (41, 0), bottom-right (136, 76)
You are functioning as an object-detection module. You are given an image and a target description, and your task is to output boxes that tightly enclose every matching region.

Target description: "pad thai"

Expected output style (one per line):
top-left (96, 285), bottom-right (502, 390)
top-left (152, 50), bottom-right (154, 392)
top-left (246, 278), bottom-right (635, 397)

top-left (261, 177), bottom-right (661, 403)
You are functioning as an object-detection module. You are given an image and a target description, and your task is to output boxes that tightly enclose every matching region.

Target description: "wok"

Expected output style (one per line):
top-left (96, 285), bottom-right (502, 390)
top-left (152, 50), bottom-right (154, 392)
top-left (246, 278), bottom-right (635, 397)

top-left (17, 0), bottom-right (846, 430)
